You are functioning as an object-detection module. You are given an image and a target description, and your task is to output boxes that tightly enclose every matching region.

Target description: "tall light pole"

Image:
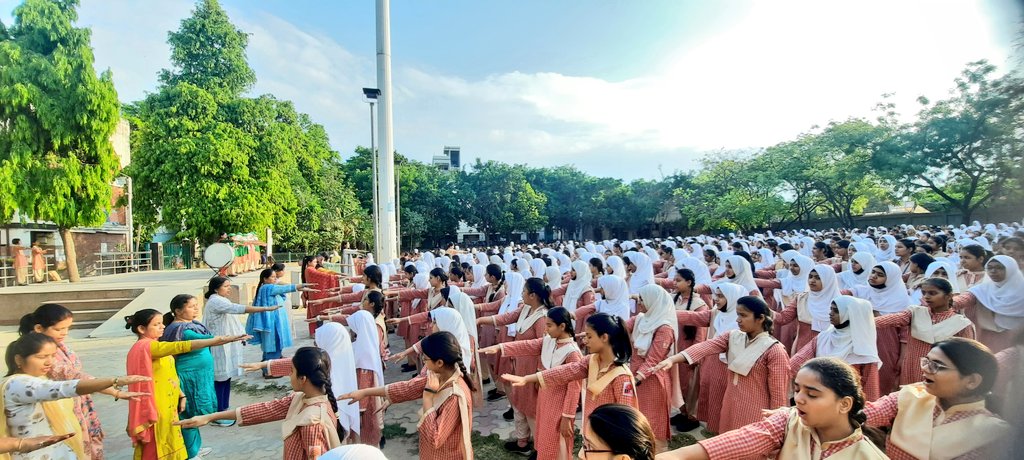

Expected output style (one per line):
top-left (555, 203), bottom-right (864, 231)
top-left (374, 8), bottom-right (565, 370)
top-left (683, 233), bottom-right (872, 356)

top-left (362, 88), bottom-right (381, 259)
top-left (375, 0), bottom-right (399, 261)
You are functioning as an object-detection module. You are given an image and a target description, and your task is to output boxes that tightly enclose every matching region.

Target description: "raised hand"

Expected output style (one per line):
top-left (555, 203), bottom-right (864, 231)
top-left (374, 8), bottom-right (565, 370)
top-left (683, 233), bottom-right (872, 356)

top-left (338, 390), bottom-right (365, 405)
top-left (653, 358), bottom-right (674, 373)
top-left (115, 391), bottom-right (150, 401)
top-left (173, 415), bottom-right (210, 429)
top-left (502, 373), bottom-right (527, 387)
top-left (479, 345), bottom-right (500, 355)
top-left (238, 362), bottom-right (267, 373)
top-left (116, 375), bottom-right (152, 386)
top-left (17, 433), bottom-right (76, 453)
top-left (387, 349), bottom-right (412, 363)
top-left (219, 334), bottom-right (251, 344)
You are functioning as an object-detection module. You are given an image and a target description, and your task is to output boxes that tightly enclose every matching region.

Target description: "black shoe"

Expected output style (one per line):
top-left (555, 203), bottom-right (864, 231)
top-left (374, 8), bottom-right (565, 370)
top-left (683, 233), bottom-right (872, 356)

top-left (503, 407), bottom-right (514, 420)
top-left (378, 437), bottom-right (385, 450)
top-left (400, 363), bottom-right (416, 372)
top-left (527, 451), bottom-right (537, 460)
top-left (503, 441), bottom-right (532, 455)
top-left (674, 416), bottom-right (701, 432)
top-left (671, 413), bottom-right (686, 425)
top-left (487, 391), bottom-right (506, 402)
top-left (482, 378), bottom-right (491, 385)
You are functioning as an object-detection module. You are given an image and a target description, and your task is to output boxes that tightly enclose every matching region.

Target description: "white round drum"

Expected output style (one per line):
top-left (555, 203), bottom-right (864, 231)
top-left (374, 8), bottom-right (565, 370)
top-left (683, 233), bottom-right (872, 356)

top-left (203, 243), bottom-right (234, 269)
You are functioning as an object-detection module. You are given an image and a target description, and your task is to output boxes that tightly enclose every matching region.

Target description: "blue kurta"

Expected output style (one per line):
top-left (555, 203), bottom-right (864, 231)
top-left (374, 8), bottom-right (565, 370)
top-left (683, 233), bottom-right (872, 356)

top-left (245, 283), bottom-right (297, 354)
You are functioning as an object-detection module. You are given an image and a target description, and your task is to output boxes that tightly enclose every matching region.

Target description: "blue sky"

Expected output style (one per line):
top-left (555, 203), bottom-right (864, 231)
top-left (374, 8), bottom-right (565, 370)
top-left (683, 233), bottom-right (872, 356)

top-left (1, 0), bottom-right (1021, 180)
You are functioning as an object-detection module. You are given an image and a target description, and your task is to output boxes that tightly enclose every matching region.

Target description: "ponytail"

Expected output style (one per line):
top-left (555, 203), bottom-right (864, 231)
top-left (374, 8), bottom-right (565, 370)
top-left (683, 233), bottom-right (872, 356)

top-left (586, 313), bottom-right (632, 365)
top-left (421, 331), bottom-right (476, 392)
top-left (292, 347), bottom-right (346, 440)
top-left (525, 277), bottom-right (554, 308)
top-left (18, 304), bottom-right (73, 336)
top-left (254, 268), bottom-right (274, 304)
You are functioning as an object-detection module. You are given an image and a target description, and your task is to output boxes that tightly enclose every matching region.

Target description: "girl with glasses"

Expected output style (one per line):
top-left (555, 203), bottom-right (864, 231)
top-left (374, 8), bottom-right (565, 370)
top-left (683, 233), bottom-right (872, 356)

top-left (864, 337), bottom-right (1011, 459)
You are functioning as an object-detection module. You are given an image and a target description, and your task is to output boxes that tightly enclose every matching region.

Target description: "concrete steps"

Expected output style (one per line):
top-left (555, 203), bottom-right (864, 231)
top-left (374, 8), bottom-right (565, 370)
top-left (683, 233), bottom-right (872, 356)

top-left (2, 289), bottom-right (143, 331)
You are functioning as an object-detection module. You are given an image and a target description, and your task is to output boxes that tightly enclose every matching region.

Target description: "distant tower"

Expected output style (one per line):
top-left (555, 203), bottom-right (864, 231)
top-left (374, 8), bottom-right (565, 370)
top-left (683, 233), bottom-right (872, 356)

top-left (432, 146), bottom-right (461, 171)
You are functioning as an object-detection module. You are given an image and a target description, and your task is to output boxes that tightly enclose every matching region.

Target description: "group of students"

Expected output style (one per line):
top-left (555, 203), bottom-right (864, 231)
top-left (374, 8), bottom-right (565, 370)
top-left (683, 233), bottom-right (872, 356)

top-left (2, 219), bottom-right (1022, 460)
top-left (344, 220), bottom-right (1021, 459)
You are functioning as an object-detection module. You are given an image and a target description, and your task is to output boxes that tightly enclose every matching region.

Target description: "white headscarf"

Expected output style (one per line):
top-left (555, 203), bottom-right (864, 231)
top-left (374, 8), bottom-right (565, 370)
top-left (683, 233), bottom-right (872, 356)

top-left (799, 236), bottom-right (815, 258)
top-left (712, 282), bottom-right (746, 337)
top-left (429, 308), bottom-right (473, 369)
top-left (853, 261), bottom-right (911, 314)
top-left (446, 286), bottom-right (478, 341)
top-left (725, 255), bottom-right (759, 296)
top-left (314, 323), bottom-right (360, 435)
top-left (476, 252), bottom-right (489, 266)
top-left (595, 275), bottom-right (630, 320)
top-left (498, 272), bottom-right (526, 336)
top-left (808, 264), bottom-right (840, 332)
top-left (605, 255), bottom-right (627, 278)
top-left (531, 259), bottom-right (548, 281)
top-left (634, 285), bottom-right (679, 356)
top-left (347, 310), bottom-right (384, 392)
top-left (713, 250), bottom-right (734, 277)
top-left (318, 444), bottom-right (388, 460)
top-left (513, 258), bottom-right (532, 278)
top-left (839, 250), bottom-right (876, 290)
top-left (544, 266), bottom-right (562, 291)
top-left (780, 255), bottom-right (814, 297)
top-left (680, 257), bottom-right (713, 285)
top-left (923, 260), bottom-right (961, 293)
top-left (815, 296), bottom-right (880, 366)
top-left (755, 248), bottom-right (776, 270)
top-left (562, 260), bottom-right (593, 313)
top-left (471, 265), bottom-right (488, 289)
top-left (625, 251), bottom-right (655, 294)
top-left (968, 255), bottom-right (1024, 330)
top-left (876, 235), bottom-right (897, 262)
top-left (557, 253), bottom-right (574, 274)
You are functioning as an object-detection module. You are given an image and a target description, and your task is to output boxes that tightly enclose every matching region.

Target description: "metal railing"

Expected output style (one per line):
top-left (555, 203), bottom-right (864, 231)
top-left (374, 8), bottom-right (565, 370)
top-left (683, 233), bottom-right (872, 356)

top-left (0, 256), bottom-right (54, 287)
top-left (93, 251), bottom-right (152, 276)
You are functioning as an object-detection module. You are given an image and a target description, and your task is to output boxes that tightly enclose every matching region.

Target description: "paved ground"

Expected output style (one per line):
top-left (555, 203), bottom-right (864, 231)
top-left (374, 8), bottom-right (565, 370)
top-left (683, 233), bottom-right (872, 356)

top-left (1, 268), bottom-right (704, 459)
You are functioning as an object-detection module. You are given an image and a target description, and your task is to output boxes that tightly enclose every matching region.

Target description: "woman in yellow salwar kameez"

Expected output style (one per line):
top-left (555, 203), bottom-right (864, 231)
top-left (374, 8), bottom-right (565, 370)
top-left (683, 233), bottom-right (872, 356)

top-left (124, 309), bottom-right (249, 460)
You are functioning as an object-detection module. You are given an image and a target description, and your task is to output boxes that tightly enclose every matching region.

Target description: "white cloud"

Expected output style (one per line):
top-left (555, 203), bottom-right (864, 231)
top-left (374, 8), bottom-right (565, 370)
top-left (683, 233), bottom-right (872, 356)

top-left (1, 0), bottom-right (1018, 180)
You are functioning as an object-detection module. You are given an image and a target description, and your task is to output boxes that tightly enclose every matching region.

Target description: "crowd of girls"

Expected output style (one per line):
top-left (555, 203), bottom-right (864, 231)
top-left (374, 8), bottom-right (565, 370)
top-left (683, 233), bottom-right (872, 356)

top-left (2, 220), bottom-right (1022, 459)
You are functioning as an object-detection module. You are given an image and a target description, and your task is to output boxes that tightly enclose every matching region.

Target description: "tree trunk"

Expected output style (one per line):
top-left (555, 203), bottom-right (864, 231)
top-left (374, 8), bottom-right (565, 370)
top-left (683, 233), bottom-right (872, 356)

top-left (59, 227), bottom-right (80, 283)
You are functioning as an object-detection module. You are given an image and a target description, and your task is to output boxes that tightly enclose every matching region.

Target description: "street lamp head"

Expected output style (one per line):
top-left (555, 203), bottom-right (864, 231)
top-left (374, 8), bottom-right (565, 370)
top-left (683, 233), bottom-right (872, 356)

top-left (362, 87), bottom-right (381, 103)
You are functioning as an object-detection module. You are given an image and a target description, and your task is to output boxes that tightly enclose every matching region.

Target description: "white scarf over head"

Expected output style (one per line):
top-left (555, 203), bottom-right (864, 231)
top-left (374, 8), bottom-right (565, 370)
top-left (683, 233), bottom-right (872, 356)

top-left (605, 255), bottom-right (627, 278)
top-left (544, 266), bottom-right (562, 292)
top-left (348, 310), bottom-right (384, 393)
top-left (446, 287), bottom-right (478, 341)
top-left (633, 285), bottom-right (679, 356)
top-left (808, 264), bottom-right (841, 332)
top-left (595, 275), bottom-right (631, 320)
top-left (725, 255), bottom-right (759, 295)
top-left (815, 296), bottom-right (880, 366)
top-left (681, 257), bottom-right (713, 285)
top-left (853, 261), bottom-right (911, 314)
top-left (429, 308), bottom-right (473, 369)
top-left (562, 260), bottom-right (593, 312)
top-left (498, 272), bottom-right (526, 335)
top-left (314, 323), bottom-right (361, 435)
top-left (471, 265), bottom-right (488, 288)
top-left (625, 251), bottom-right (655, 294)
top-left (839, 250), bottom-right (876, 290)
top-left (876, 235), bottom-right (897, 262)
top-left (968, 255), bottom-right (1024, 330)
top-left (712, 282), bottom-right (746, 337)
top-left (780, 255), bottom-right (814, 297)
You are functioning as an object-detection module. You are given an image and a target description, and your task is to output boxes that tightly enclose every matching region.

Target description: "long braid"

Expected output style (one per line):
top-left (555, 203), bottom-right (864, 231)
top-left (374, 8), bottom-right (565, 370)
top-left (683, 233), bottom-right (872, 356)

top-left (321, 374), bottom-right (346, 441)
top-left (455, 359), bottom-right (476, 392)
top-left (682, 290), bottom-right (696, 341)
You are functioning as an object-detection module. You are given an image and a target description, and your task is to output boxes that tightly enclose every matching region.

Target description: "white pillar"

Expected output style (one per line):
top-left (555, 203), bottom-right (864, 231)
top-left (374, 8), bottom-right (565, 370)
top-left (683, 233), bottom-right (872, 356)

top-left (375, 0), bottom-right (398, 261)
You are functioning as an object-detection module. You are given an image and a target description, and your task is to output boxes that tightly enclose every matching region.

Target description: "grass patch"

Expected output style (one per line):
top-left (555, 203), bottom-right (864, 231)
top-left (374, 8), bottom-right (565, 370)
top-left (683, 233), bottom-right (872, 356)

top-left (700, 428), bottom-right (716, 438)
top-left (382, 423), bottom-right (415, 439)
top-left (230, 381), bottom-right (289, 398)
top-left (669, 433), bottom-right (698, 449)
top-left (470, 429), bottom-right (583, 460)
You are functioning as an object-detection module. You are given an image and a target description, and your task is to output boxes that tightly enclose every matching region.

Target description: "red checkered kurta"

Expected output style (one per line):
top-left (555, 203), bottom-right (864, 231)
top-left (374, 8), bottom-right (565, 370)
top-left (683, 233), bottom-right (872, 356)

top-left (683, 333), bottom-right (790, 433)
top-left (476, 287), bottom-right (506, 374)
top-left (953, 292), bottom-right (1016, 352)
top-left (385, 375), bottom-right (473, 460)
top-left (538, 357), bottom-right (638, 435)
top-left (698, 408), bottom-right (876, 459)
top-left (397, 287), bottom-right (429, 346)
top-left (355, 369), bottom-right (382, 446)
top-left (305, 268), bottom-right (341, 335)
top-left (675, 308), bottom-right (725, 430)
top-left (675, 295), bottom-right (708, 409)
top-left (773, 296), bottom-right (819, 356)
top-left (236, 394), bottom-right (338, 460)
top-left (875, 309), bottom-right (975, 386)
top-left (492, 306), bottom-right (547, 419)
top-left (501, 338), bottom-right (583, 460)
top-left (626, 321), bottom-right (677, 441)
top-left (865, 390), bottom-right (1003, 460)
top-left (550, 286), bottom-right (595, 311)
top-left (788, 340), bottom-right (881, 401)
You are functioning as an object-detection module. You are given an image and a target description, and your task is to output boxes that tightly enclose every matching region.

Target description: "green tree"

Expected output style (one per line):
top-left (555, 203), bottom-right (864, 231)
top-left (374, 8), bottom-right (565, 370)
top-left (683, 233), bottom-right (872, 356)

top-left (873, 61), bottom-right (1024, 224)
top-left (0, 0), bottom-right (121, 282)
top-left (680, 153), bottom-right (787, 232)
top-left (159, 0), bottom-right (254, 100)
top-left (464, 160), bottom-right (547, 241)
top-left (807, 120), bottom-right (891, 227)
